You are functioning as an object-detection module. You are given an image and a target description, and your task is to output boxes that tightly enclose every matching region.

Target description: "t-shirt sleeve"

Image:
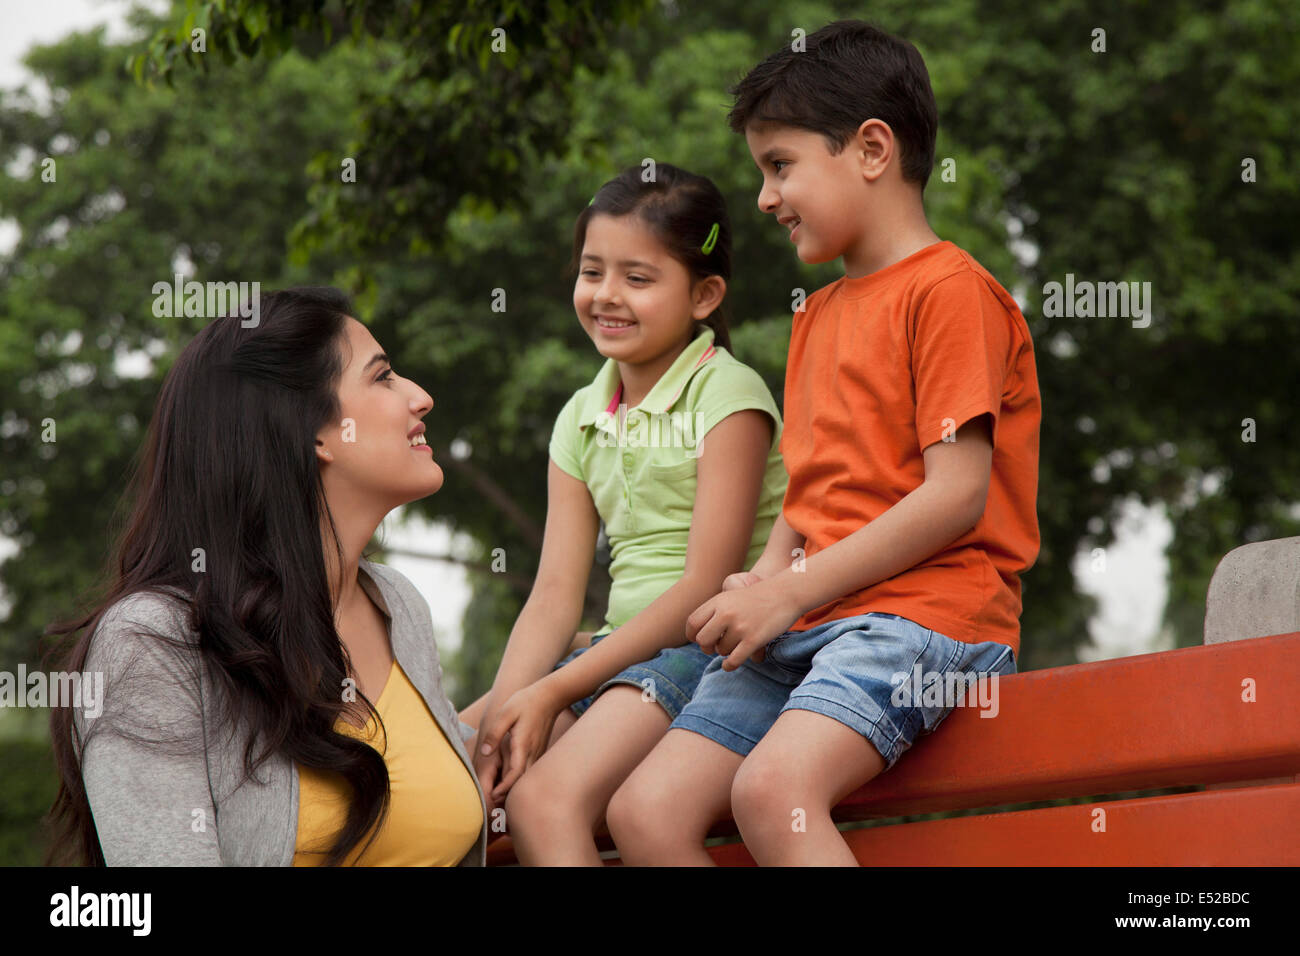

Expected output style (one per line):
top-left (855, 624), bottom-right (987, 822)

top-left (693, 363), bottom-right (783, 448)
top-left (912, 271), bottom-right (1014, 452)
top-left (547, 392), bottom-right (585, 482)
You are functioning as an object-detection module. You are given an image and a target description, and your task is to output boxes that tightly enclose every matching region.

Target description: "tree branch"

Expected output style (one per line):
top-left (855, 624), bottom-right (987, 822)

top-left (436, 448), bottom-right (545, 549)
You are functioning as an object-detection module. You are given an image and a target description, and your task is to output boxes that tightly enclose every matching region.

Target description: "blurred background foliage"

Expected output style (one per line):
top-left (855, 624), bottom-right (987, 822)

top-left (0, 0), bottom-right (1296, 863)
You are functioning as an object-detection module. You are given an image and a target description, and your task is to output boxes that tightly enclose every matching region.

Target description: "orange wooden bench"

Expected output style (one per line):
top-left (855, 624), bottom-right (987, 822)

top-left (486, 539), bottom-right (1300, 865)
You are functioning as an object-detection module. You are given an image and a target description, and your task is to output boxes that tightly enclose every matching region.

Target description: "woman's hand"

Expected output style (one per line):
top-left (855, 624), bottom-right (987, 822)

top-left (475, 679), bottom-right (568, 803)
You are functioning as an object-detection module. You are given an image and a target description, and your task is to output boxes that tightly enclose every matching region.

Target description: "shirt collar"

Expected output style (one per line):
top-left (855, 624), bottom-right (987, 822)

top-left (576, 326), bottom-right (718, 428)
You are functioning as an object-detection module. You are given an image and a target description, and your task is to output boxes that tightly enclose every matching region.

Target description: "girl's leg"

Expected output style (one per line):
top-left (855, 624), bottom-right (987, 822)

top-left (503, 685), bottom-right (671, 866)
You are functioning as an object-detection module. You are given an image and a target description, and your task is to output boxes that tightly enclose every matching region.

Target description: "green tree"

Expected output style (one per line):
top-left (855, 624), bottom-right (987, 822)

top-left (0, 10), bottom-right (372, 667)
top-left (4, 0), bottom-right (1298, 713)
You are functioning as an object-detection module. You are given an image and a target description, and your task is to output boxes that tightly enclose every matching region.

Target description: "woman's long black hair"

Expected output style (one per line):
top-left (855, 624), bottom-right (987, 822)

top-left (45, 287), bottom-right (390, 866)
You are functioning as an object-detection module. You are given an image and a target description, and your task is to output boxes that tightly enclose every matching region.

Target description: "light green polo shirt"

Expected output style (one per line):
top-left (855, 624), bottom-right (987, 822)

top-left (549, 326), bottom-right (788, 637)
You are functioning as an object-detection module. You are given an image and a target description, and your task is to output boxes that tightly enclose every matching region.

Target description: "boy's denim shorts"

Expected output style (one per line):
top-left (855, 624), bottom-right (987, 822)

top-left (553, 628), bottom-right (714, 722)
top-left (669, 612), bottom-right (1016, 771)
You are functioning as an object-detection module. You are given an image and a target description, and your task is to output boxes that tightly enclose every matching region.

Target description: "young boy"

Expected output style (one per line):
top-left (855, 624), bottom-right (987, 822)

top-left (606, 20), bottom-right (1041, 865)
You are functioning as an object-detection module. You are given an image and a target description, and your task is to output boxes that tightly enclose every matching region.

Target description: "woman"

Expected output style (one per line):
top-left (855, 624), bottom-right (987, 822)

top-left (45, 287), bottom-right (487, 866)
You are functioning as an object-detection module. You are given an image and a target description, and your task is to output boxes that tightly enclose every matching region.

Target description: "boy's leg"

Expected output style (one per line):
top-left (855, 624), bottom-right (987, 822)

top-left (731, 709), bottom-right (885, 865)
top-left (730, 614), bottom-right (1017, 865)
top-left (608, 642), bottom-right (808, 865)
top-left (504, 685), bottom-right (673, 866)
top-left (607, 728), bottom-right (745, 866)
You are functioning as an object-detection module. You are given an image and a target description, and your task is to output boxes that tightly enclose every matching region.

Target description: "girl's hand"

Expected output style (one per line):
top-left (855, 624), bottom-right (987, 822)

top-left (471, 723), bottom-right (507, 811)
top-left (476, 680), bottom-right (567, 803)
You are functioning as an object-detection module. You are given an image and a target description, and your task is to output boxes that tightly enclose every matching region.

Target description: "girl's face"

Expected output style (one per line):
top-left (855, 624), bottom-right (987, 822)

top-left (574, 212), bottom-right (723, 367)
top-left (315, 317), bottom-right (441, 511)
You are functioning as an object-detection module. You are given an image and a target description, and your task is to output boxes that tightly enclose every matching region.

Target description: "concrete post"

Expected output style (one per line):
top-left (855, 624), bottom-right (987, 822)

top-left (1203, 536), bottom-right (1300, 644)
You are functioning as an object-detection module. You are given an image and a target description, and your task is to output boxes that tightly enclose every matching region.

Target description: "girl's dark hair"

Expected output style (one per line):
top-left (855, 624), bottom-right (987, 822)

top-left (726, 20), bottom-right (938, 190)
top-left (568, 163), bottom-right (733, 352)
top-left (44, 287), bottom-right (390, 867)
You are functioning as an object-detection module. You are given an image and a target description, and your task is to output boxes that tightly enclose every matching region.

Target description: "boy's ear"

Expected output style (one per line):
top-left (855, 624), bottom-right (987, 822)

top-left (856, 118), bottom-right (894, 182)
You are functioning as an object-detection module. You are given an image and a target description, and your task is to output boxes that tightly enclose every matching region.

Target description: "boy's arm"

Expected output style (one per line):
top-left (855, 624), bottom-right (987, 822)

top-left (781, 414), bottom-right (992, 617)
top-left (688, 414), bottom-right (993, 670)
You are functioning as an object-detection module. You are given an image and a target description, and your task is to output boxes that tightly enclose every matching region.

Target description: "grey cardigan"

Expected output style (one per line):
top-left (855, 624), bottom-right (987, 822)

top-left (73, 559), bottom-right (489, 866)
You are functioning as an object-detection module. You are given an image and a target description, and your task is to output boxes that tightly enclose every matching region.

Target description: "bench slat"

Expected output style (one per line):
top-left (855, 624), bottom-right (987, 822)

top-left (832, 631), bottom-right (1300, 819)
top-left (706, 781), bottom-right (1300, 865)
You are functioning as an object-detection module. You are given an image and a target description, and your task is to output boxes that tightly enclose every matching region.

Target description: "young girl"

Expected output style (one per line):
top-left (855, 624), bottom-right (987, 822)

top-left (457, 164), bottom-right (787, 864)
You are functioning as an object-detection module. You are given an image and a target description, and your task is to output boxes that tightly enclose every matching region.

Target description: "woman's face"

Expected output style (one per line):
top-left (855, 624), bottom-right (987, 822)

top-left (315, 317), bottom-right (441, 511)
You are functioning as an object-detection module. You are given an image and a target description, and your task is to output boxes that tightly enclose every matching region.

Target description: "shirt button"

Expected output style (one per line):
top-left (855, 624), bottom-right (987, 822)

top-left (622, 453), bottom-right (634, 468)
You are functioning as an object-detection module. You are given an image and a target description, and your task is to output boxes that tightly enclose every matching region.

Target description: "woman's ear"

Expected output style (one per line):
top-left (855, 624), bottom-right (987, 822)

top-left (315, 436), bottom-right (333, 463)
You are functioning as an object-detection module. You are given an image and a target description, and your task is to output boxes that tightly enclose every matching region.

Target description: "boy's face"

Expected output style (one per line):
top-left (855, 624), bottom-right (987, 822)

top-left (744, 122), bottom-right (873, 268)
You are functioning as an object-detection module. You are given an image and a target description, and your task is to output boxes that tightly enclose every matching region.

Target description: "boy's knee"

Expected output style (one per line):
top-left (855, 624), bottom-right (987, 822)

top-left (605, 781), bottom-right (647, 845)
top-left (607, 778), bottom-right (674, 856)
top-left (731, 758), bottom-right (789, 828)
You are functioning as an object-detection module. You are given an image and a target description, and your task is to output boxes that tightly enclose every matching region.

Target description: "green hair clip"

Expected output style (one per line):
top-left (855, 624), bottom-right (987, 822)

top-left (701, 222), bottom-right (719, 254)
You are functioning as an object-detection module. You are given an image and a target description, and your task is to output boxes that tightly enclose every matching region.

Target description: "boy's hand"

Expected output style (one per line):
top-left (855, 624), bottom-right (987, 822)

top-left (687, 578), bottom-right (803, 672)
top-left (712, 571), bottom-right (768, 659)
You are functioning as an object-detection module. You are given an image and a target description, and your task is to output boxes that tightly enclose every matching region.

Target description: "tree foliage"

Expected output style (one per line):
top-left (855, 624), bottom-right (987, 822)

top-left (2, 0), bottom-right (1297, 712)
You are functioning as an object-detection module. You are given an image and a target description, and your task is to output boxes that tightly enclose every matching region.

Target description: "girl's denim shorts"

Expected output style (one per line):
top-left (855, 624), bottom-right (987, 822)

top-left (553, 628), bottom-right (714, 722)
top-left (670, 612), bottom-right (1016, 771)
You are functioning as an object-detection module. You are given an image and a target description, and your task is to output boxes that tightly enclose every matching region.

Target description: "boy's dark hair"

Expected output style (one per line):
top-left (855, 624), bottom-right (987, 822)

top-left (727, 20), bottom-right (938, 191)
top-left (568, 162), bottom-right (733, 352)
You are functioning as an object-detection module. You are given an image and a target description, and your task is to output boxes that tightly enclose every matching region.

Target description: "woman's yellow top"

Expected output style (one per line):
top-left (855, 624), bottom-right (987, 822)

top-left (293, 659), bottom-right (483, 866)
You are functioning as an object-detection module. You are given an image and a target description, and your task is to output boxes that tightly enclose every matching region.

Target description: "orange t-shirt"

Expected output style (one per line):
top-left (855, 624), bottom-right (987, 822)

top-left (781, 240), bottom-right (1041, 657)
